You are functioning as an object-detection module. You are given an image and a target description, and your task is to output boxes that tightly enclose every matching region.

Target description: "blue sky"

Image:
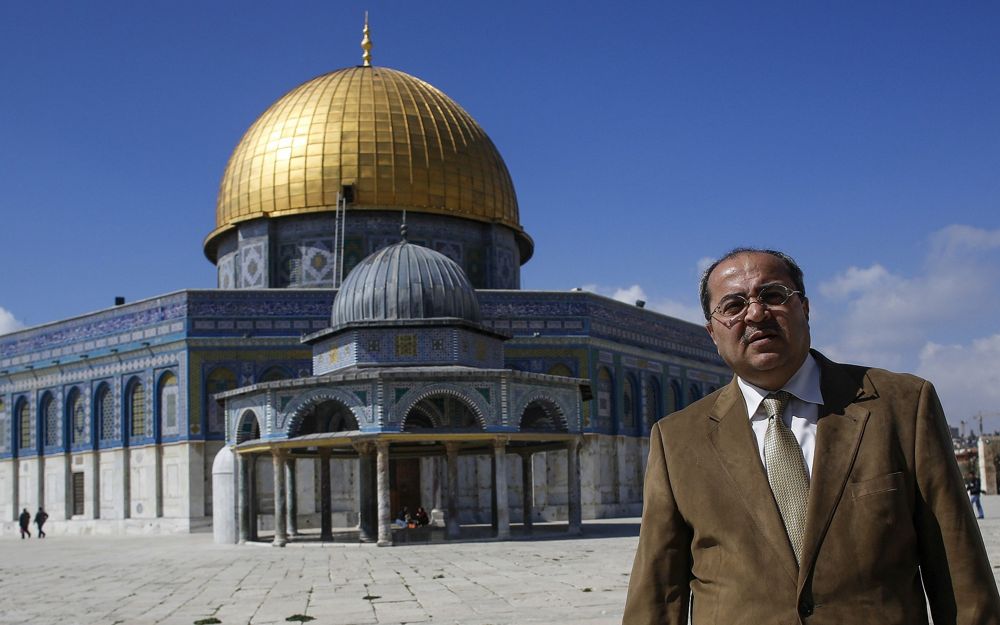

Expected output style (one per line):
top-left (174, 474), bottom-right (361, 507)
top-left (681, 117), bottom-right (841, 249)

top-left (1, 1), bottom-right (998, 430)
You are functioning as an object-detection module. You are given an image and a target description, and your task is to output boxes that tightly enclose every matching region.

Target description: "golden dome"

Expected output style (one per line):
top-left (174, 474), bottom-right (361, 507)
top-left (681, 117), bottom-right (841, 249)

top-left (205, 66), bottom-right (529, 260)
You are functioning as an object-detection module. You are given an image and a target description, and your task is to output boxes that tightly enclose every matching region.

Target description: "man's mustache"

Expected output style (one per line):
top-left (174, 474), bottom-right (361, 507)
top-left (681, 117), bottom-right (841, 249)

top-left (741, 321), bottom-right (781, 345)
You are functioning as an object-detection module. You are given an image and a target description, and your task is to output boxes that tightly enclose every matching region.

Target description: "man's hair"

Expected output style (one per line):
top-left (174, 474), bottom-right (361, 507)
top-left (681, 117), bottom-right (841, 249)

top-left (699, 248), bottom-right (806, 320)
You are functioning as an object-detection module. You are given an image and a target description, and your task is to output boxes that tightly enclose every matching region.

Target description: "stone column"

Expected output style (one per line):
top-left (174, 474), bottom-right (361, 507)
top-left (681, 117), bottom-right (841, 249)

top-left (10, 458), bottom-right (19, 522)
top-left (120, 449), bottom-right (131, 519)
top-left (493, 438), bottom-right (510, 539)
top-left (566, 437), bottom-right (582, 535)
top-left (237, 453), bottom-right (250, 544)
top-left (519, 451), bottom-right (534, 533)
top-left (444, 442), bottom-right (460, 539)
top-left (271, 449), bottom-right (287, 547)
top-left (285, 458), bottom-right (298, 536)
top-left (90, 451), bottom-right (101, 520)
top-left (154, 446), bottom-right (164, 518)
top-left (376, 440), bottom-right (392, 546)
top-left (319, 448), bottom-right (333, 541)
top-left (354, 442), bottom-right (376, 542)
top-left (248, 455), bottom-right (259, 541)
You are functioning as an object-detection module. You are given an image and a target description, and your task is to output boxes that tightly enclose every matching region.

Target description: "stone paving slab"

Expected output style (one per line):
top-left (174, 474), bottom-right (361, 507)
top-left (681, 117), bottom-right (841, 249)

top-left (2, 500), bottom-right (999, 625)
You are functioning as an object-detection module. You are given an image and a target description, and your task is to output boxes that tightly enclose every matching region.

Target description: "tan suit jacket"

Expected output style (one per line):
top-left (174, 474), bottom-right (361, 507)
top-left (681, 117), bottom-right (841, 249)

top-left (623, 351), bottom-right (1000, 625)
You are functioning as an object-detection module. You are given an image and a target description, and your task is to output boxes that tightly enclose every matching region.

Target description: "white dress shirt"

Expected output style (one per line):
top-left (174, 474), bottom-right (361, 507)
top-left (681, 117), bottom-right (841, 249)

top-left (736, 354), bottom-right (823, 477)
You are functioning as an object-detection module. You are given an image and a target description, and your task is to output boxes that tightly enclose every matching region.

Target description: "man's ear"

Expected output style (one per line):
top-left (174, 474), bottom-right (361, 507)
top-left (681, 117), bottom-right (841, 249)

top-left (705, 320), bottom-right (717, 345)
top-left (802, 296), bottom-right (810, 321)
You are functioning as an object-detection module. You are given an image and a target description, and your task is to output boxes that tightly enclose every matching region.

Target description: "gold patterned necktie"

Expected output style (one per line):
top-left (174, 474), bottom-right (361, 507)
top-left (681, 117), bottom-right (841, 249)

top-left (762, 390), bottom-right (810, 565)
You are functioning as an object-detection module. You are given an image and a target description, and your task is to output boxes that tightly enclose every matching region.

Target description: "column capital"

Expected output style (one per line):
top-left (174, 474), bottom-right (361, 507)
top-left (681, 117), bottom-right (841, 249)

top-left (444, 441), bottom-right (460, 456)
top-left (493, 436), bottom-right (509, 450)
top-left (352, 440), bottom-right (376, 455)
top-left (271, 447), bottom-right (289, 459)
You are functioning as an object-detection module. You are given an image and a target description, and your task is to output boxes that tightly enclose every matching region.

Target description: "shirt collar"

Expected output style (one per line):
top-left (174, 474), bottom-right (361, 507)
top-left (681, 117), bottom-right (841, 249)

top-left (736, 353), bottom-right (823, 419)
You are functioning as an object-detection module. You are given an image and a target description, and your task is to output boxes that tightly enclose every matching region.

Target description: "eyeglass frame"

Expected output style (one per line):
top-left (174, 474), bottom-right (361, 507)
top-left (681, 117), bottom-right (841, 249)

top-left (709, 283), bottom-right (803, 324)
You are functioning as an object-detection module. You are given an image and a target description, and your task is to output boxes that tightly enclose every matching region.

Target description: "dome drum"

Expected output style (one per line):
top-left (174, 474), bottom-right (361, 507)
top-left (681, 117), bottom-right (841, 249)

top-left (212, 211), bottom-right (525, 290)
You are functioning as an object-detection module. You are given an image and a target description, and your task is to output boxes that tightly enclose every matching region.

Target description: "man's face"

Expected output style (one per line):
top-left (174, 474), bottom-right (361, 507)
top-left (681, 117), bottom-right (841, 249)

top-left (705, 252), bottom-right (811, 390)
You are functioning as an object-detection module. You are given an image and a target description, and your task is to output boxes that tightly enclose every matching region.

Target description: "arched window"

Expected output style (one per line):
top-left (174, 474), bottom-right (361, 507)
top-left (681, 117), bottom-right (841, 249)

top-left (547, 363), bottom-right (574, 377)
top-left (597, 367), bottom-right (615, 428)
top-left (643, 377), bottom-right (661, 431)
top-left (259, 366), bottom-right (289, 383)
top-left (96, 383), bottom-right (115, 441)
top-left (668, 380), bottom-right (683, 412)
top-left (292, 400), bottom-right (358, 436)
top-left (41, 392), bottom-right (59, 447)
top-left (623, 375), bottom-right (637, 431)
top-left (127, 378), bottom-right (146, 438)
top-left (236, 410), bottom-right (261, 443)
top-left (158, 372), bottom-right (179, 435)
top-left (688, 383), bottom-right (702, 405)
top-left (206, 367), bottom-right (237, 435)
top-left (68, 388), bottom-right (85, 447)
top-left (17, 399), bottom-right (31, 452)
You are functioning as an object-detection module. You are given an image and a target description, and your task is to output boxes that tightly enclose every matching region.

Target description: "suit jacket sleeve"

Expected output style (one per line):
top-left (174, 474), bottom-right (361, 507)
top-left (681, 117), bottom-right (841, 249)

top-left (622, 420), bottom-right (692, 625)
top-left (913, 381), bottom-right (1000, 624)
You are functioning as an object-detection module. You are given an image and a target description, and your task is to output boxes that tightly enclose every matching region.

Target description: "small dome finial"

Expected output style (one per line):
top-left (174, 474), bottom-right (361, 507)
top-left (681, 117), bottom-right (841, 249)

top-left (361, 12), bottom-right (372, 67)
top-left (400, 210), bottom-right (408, 240)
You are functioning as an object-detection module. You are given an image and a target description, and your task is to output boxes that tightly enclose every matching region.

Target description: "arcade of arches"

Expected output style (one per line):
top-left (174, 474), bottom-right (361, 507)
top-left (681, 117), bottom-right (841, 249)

top-left (231, 395), bottom-right (582, 546)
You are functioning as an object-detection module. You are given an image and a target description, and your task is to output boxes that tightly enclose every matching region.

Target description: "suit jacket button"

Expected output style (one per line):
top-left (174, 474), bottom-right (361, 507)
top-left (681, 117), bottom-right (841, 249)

top-left (799, 600), bottom-right (814, 617)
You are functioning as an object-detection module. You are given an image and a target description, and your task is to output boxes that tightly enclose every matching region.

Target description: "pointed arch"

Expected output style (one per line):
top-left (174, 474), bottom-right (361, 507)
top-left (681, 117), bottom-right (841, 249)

top-left (40, 391), bottom-right (58, 448)
top-left (667, 379), bottom-right (683, 412)
top-left (16, 397), bottom-right (31, 455)
top-left (517, 396), bottom-right (569, 432)
top-left (547, 362), bottom-right (574, 377)
top-left (258, 366), bottom-right (291, 383)
top-left (95, 382), bottom-right (116, 442)
top-left (597, 366), bottom-right (616, 431)
top-left (281, 388), bottom-right (366, 437)
top-left (643, 376), bottom-right (661, 431)
top-left (397, 385), bottom-right (489, 431)
top-left (688, 383), bottom-right (702, 405)
top-left (290, 399), bottom-right (359, 437)
top-left (235, 409), bottom-right (262, 444)
top-left (206, 366), bottom-right (237, 436)
top-left (66, 387), bottom-right (86, 447)
top-left (125, 376), bottom-right (146, 439)
top-left (157, 371), bottom-right (179, 437)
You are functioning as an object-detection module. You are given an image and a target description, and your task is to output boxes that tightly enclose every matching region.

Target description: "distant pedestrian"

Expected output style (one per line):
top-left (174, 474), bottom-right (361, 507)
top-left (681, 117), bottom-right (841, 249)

top-left (18, 508), bottom-right (31, 539)
top-left (34, 507), bottom-right (49, 538)
top-left (967, 471), bottom-right (985, 519)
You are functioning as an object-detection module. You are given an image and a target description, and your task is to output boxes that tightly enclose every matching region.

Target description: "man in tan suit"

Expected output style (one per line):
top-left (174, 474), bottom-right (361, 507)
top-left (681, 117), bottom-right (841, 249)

top-left (623, 248), bottom-right (1000, 624)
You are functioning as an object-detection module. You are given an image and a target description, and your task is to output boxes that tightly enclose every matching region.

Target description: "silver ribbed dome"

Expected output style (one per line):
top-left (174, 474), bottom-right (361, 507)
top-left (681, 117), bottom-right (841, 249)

top-left (331, 240), bottom-right (481, 327)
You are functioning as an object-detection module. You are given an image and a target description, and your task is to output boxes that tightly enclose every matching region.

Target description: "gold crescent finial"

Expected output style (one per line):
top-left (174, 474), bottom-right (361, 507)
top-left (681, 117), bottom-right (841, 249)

top-left (361, 12), bottom-right (372, 67)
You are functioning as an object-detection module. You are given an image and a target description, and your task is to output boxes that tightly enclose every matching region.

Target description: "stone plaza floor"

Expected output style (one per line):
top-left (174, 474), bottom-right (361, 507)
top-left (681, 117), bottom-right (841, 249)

top-left (2, 498), bottom-right (1000, 625)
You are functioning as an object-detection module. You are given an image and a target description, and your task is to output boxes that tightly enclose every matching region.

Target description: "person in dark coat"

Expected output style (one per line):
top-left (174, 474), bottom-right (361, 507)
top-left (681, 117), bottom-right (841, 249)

top-left (18, 508), bottom-right (31, 539)
top-left (967, 471), bottom-right (985, 519)
top-left (34, 507), bottom-right (48, 538)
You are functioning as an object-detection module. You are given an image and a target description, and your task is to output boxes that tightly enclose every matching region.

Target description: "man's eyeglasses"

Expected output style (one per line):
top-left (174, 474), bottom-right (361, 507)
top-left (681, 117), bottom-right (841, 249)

top-left (710, 284), bottom-right (801, 323)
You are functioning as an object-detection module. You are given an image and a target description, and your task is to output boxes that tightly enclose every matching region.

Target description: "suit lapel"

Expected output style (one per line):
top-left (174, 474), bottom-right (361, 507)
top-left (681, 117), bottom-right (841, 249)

top-left (798, 352), bottom-right (871, 582)
top-left (708, 379), bottom-right (800, 584)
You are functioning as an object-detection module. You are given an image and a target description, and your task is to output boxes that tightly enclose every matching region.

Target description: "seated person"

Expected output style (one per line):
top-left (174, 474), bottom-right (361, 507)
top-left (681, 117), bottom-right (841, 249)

top-left (414, 506), bottom-right (430, 527)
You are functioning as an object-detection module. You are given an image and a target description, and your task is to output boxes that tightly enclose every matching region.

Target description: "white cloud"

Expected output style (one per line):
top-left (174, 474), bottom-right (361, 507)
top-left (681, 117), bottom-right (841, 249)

top-left (580, 283), bottom-right (704, 324)
top-left (929, 224), bottom-right (1000, 260)
top-left (817, 264), bottom-right (892, 299)
top-left (917, 335), bottom-right (1000, 433)
top-left (696, 256), bottom-right (715, 276)
top-left (0, 307), bottom-right (23, 335)
top-left (812, 225), bottom-right (1000, 426)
